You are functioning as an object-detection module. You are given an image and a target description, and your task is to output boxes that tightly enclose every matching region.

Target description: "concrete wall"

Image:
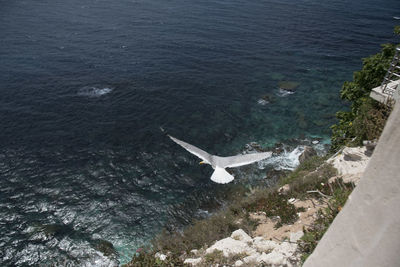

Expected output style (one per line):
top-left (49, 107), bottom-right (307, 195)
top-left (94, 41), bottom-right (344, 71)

top-left (304, 102), bottom-right (400, 267)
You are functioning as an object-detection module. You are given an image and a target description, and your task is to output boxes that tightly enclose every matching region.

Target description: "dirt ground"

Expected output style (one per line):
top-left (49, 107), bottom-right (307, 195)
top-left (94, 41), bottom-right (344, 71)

top-left (250, 198), bottom-right (327, 241)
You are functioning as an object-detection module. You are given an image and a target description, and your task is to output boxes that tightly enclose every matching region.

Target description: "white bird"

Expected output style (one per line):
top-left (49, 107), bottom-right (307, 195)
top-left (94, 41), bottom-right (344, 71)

top-left (168, 135), bottom-right (272, 184)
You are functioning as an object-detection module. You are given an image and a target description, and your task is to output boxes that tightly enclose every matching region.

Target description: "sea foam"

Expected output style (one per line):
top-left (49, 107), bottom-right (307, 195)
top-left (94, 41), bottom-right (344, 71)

top-left (78, 86), bottom-right (113, 97)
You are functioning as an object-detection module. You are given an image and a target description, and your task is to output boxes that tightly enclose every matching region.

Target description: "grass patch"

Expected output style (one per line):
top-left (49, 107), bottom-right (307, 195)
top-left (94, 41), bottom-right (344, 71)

top-left (280, 156), bottom-right (328, 186)
top-left (288, 163), bottom-right (337, 200)
top-left (298, 179), bottom-right (354, 263)
top-left (152, 206), bottom-right (258, 255)
top-left (245, 191), bottom-right (302, 228)
top-left (125, 249), bottom-right (184, 267)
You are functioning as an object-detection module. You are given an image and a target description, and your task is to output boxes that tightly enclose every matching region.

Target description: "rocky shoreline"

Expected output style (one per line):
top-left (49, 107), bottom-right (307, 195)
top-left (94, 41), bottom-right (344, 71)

top-left (130, 146), bottom-right (371, 267)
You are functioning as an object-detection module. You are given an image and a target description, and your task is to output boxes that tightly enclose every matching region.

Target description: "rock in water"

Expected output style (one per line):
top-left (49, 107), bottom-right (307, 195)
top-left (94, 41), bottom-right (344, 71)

top-left (278, 81), bottom-right (300, 92)
top-left (299, 146), bottom-right (317, 163)
top-left (93, 239), bottom-right (117, 257)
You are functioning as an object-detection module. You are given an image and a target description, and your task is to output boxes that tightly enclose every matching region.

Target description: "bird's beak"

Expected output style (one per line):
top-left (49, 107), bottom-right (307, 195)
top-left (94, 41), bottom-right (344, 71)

top-left (199, 161), bottom-right (206, 165)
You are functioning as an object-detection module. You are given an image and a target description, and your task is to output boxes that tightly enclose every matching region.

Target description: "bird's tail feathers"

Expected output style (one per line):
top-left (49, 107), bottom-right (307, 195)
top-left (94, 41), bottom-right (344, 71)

top-left (210, 167), bottom-right (234, 184)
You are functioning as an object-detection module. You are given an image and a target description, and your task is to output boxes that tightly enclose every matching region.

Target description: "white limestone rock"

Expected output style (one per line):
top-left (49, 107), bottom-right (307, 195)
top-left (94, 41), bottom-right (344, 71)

top-left (231, 229), bottom-right (253, 243)
top-left (154, 252), bottom-right (167, 261)
top-left (290, 231), bottom-right (304, 243)
top-left (234, 260), bottom-right (244, 266)
top-left (184, 257), bottom-right (202, 266)
top-left (274, 241), bottom-right (298, 257)
top-left (328, 146), bottom-right (370, 176)
top-left (252, 237), bottom-right (278, 252)
top-left (278, 184), bottom-right (290, 195)
top-left (243, 252), bottom-right (261, 264)
top-left (206, 237), bottom-right (256, 257)
top-left (190, 249), bottom-right (199, 255)
top-left (258, 250), bottom-right (287, 265)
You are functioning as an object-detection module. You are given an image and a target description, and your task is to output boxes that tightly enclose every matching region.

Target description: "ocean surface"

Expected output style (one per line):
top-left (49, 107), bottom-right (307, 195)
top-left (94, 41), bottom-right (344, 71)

top-left (0, 0), bottom-right (399, 265)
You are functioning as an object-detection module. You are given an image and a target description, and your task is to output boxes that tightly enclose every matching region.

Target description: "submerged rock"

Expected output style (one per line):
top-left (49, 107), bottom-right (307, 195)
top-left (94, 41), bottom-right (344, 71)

top-left (39, 223), bottom-right (73, 238)
top-left (258, 94), bottom-right (275, 105)
top-left (269, 72), bottom-right (285, 80)
top-left (93, 239), bottom-right (117, 257)
top-left (278, 81), bottom-right (300, 92)
top-left (297, 111), bottom-right (308, 129)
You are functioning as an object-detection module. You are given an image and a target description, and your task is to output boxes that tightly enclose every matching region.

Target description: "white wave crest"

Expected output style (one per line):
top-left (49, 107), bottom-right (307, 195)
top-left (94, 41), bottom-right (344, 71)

top-left (257, 99), bottom-right (270, 105)
top-left (78, 86), bottom-right (113, 97)
top-left (276, 88), bottom-right (295, 97)
top-left (258, 146), bottom-right (304, 171)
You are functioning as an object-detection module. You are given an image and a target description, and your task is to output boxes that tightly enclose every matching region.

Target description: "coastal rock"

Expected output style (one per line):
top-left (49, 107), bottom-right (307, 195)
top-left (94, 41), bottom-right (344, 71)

top-left (328, 174), bottom-right (362, 185)
top-left (278, 184), bottom-right (291, 195)
top-left (290, 231), bottom-right (304, 243)
top-left (274, 241), bottom-right (298, 257)
top-left (327, 146), bottom-right (370, 177)
top-left (93, 239), bottom-right (116, 257)
top-left (235, 259), bottom-right (244, 266)
top-left (206, 237), bottom-right (256, 257)
top-left (231, 229), bottom-right (253, 243)
top-left (258, 250), bottom-right (287, 265)
top-left (252, 237), bottom-right (277, 252)
top-left (273, 142), bottom-right (285, 154)
top-left (299, 146), bottom-right (317, 163)
top-left (243, 252), bottom-right (261, 264)
top-left (184, 257), bottom-right (202, 266)
top-left (343, 151), bottom-right (362, 161)
top-left (190, 249), bottom-right (199, 255)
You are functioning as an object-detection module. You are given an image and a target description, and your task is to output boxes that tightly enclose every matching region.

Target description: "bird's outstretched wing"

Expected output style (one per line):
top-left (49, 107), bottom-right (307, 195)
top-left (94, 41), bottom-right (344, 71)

top-left (168, 135), bottom-right (212, 163)
top-left (219, 152), bottom-right (272, 168)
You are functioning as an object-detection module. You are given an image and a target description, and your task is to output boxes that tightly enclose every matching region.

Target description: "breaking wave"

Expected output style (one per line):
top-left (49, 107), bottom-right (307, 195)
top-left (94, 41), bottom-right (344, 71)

top-left (78, 86), bottom-right (113, 97)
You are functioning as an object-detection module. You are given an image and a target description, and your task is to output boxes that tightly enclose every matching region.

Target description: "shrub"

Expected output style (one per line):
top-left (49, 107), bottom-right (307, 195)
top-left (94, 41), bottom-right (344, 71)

top-left (331, 43), bottom-right (397, 151)
top-left (124, 249), bottom-right (184, 267)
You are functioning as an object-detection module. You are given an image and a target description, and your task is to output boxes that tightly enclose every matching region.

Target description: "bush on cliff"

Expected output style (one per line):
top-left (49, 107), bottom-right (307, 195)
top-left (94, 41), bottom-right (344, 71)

top-left (330, 42), bottom-right (397, 151)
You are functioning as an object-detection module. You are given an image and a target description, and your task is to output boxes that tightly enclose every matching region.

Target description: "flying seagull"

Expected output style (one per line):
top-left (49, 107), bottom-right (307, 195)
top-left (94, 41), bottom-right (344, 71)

top-left (168, 135), bottom-right (272, 184)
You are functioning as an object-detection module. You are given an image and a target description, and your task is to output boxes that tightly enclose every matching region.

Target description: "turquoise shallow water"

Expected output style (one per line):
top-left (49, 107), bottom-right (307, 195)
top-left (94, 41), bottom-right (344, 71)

top-left (0, 0), bottom-right (399, 265)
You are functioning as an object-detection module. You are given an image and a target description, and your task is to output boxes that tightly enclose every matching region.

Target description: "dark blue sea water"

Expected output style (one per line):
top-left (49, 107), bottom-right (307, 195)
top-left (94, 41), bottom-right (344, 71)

top-left (1, 0), bottom-right (399, 265)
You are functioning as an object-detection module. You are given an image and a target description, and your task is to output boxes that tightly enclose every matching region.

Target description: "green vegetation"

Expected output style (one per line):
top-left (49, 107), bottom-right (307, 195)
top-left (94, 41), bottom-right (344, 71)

top-left (125, 30), bottom-right (399, 266)
top-left (299, 179), bottom-right (354, 263)
top-left (280, 155), bottom-right (328, 186)
top-left (127, 249), bottom-right (184, 267)
top-left (330, 42), bottom-right (397, 151)
top-left (201, 250), bottom-right (249, 266)
top-left (124, 156), bottom-right (338, 267)
top-left (245, 191), bottom-right (303, 228)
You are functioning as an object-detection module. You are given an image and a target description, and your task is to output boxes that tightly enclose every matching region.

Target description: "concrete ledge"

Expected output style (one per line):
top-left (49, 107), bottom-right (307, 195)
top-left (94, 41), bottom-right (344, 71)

top-left (370, 87), bottom-right (391, 104)
top-left (304, 101), bottom-right (400, 267)
top-left (370, 81), bottom-right (400, 104)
